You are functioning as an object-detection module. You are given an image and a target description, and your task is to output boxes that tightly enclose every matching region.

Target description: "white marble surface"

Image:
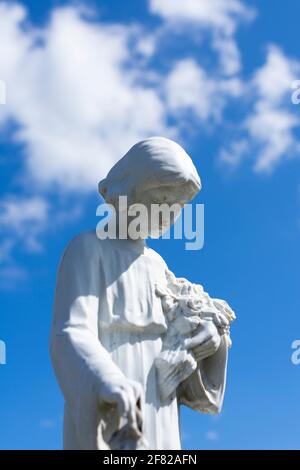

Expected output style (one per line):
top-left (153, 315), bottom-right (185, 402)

top-left (50, 137), bottom-right (235, 450)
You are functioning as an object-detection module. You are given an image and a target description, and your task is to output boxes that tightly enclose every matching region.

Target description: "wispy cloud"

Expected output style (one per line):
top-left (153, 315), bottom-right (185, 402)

top-left (248, 46), bottom-right (300, 172)
top-left (0, 3), bottom-right (171, 191)
top-left (2, 1), bottom-right (297, 190)
top-left (1, 1), bottom-right (300, 285)
top-left (0, 194), bottom-right (81, 287)
top-left (149, 0), bottom-right (255, 76)
top-left (165, 58), bottom-right (243, 126)
top-left (0, 1), bottom-right (253, 194)
top-left (0, 196), bottom-right (49, 252)
top-left (149, 0), bottom-right (254, 35)
top-left (220, 45), bottom-right (300, 172)
top-left (0, 195), bottom-right (49, 287)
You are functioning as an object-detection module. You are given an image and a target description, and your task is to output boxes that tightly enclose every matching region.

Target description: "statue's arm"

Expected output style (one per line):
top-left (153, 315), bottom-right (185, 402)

top-left (164, 268), bottom-right (232, 414)
top-left (178, 295), bottom-right (232, 415)
top-left (50, 233), bottom-right (141, 449)
top-left (177, 336), bottom-right (228, 414)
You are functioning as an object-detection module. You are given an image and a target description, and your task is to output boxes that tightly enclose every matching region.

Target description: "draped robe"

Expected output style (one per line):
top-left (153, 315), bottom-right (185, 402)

top-left (50, 230), bottom-right (228, 450)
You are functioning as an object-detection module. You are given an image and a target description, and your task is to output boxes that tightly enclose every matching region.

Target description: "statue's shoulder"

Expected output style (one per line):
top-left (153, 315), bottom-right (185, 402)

top-left (63, 230), bottom-right (104, 258)
top-left (146, 246), bottom-right (168, 268)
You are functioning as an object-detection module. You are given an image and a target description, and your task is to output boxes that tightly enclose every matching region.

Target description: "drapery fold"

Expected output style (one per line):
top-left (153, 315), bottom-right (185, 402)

top-left (51, 231), bottom-right (230, 449)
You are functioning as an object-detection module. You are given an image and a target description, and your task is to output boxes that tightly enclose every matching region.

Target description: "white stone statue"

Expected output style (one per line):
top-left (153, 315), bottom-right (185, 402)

top-left (50, 137), bottom-right (235, 450)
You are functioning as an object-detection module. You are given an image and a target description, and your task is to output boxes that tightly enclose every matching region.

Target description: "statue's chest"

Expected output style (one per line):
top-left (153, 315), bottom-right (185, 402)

top-left (99, 247), bottom-right (167, 328)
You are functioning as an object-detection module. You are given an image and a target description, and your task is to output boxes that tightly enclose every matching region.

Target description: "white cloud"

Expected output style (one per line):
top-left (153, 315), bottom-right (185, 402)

top-left (164, 59), bottom-right (218, 121)
top-left (0, 4), bottom-right (298, 186)
top-left (0, 2), bottom-right (255, 288)
top-left (0, 1), bottom-right (252, 196)
top-left (253, 45), bottom-right (299, 103)
top-left (212, 36), bottom-right (241, 75)
top-left (0, 195), bottom-right (48, 287)
top-left (135, 34), bottom-right (157, 58)
top-left (248, 46), bottom-right (300, 172)
top-left (0, 197), bottom-right (48, 227)
top-left (0, 193), bottom-right (83, 287)
top-left (164, 58), bottom-right (243, 125)
top-left (247, 105), bottom-right (299, 172)
top-left (149, 0), bottom-right (255, 77)
top-left (219, 139), bottom-right (248, 167)
top-left (0, 3), bottom-right (171, 191)
top-left (149, 0), bottom-right (253, 35)
top-left (0, 193), bottom-right (83, 253)
top-left (0, 79), bottom-right (5, 104)
top-left (0, 196), bottom-right (49, 252)
top-left (219, 46), bottom-right (300, 172)
top-left (1, 2), bottom-right (300, 285)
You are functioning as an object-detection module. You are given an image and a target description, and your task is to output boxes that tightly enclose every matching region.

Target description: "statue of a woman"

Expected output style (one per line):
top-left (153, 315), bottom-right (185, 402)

top-left (50, 137), bottom-right (235, 450)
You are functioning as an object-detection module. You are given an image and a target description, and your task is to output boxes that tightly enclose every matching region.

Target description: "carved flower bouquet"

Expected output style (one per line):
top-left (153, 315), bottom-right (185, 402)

top-left (155, 270), bottom-right (235, 400)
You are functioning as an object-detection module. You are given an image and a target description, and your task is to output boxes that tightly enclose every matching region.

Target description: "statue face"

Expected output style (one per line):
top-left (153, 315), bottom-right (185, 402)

top-left (132, 184), bottom-right (189, 237)
top-left (99, 138), bottom-right (201, 239)
top-left (137, 184), bottom-right (188, 206)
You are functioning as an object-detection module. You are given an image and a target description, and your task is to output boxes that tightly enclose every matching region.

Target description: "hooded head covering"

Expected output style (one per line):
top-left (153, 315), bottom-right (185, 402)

top-left (98, 137), bottom-right (201, 208)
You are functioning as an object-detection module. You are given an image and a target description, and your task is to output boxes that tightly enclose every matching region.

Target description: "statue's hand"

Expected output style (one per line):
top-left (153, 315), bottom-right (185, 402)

top-left (183, 318), bottom-right (221, 361)
top-left (98, 374), bottom-right (143, 439)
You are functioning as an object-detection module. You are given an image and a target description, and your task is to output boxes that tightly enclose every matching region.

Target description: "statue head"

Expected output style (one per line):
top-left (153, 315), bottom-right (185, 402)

top-left (98, 137), bottom-right (201, 237)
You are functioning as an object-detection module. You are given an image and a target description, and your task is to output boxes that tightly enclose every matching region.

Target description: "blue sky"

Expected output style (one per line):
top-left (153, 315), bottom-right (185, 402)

top-left (0, 0), bottom-right (300, 450)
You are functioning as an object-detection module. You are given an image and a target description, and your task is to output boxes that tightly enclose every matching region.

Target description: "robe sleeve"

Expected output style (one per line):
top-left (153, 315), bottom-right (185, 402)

top-left (177, 336), bottom-right (228, 414)
top-left (163, 268), bottom-right (231, 414)
top-left (50, 232), bottom-right (125, 449)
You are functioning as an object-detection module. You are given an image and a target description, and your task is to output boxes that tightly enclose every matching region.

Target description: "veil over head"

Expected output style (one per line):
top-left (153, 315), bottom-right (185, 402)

top-left (98, 137), bottom-right (201, 208)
